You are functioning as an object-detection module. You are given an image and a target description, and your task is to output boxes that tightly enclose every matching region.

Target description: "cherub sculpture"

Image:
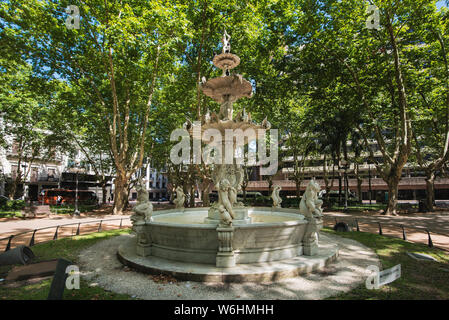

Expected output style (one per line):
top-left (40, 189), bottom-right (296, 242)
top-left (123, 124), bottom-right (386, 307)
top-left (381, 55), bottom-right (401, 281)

top-left (222, 30), bottom-right (231, 53)
top-left (173, 186), bottom-right (185, 209)
top-left (272, 185), bottom-right (282, 208)
top-left (299, 178), bottom-right (323, 219)
top-left (131, 179), bottom-right (153, 223)
top-left (218, 178), bottom-right (235, 222)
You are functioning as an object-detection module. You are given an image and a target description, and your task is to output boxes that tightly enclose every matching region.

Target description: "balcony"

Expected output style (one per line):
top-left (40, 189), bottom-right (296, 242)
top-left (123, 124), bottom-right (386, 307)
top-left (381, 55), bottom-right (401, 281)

top-left (246, 177), bottom-right (449, 191)
top-left (37, 175), bottom-right (60, 182)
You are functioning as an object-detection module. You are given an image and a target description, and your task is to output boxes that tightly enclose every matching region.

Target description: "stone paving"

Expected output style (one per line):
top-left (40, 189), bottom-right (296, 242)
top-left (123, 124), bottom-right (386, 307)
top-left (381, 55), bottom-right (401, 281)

top-left (0, 215), bottom-right (132, 250)
top-left (78, 233), bottom-right (380, 300)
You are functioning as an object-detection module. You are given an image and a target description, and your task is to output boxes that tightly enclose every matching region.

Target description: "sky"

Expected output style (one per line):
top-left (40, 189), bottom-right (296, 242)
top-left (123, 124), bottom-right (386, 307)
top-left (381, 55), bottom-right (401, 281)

top-left (437, 1), bottom-right (447, 9)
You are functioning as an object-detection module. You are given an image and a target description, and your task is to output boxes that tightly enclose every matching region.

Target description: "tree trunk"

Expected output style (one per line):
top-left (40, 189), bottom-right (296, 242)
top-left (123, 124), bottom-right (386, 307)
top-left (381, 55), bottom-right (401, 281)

top-left (113, 173), bottom-right (128, 215)
top-left (338, 173), bottom-right (342, 205)
top-left (295, 179), bottom-right (301, 199)
top-left (268, 177), bottom-right (273, 197)
top-left (9, 164), bottom-right (22, 200)
top-left (385, 178), bottom-right (399, 216)
top-left (101, 182), bottom-right (107, 205)
top-left (355, 164), bottom-right (363, 204)
top-left (425, 172), bottom-right (435, 212)
top-left (8, 178), bottom-right (18, 200)
top-left (190, 183), bottom-right (196, 208)
top-left (203, 188), bottom-right (210, 207)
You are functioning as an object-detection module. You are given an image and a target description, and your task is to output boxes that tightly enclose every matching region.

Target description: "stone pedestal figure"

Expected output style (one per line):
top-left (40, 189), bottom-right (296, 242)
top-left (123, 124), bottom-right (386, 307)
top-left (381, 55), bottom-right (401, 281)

top-left (173, 186), bottom-right (185, 209)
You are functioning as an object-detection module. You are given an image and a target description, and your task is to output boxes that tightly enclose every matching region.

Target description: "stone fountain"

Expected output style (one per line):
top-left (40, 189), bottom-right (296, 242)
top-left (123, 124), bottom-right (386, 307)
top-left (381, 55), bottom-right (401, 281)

top-left (118, 32), bottom-right (338, 282)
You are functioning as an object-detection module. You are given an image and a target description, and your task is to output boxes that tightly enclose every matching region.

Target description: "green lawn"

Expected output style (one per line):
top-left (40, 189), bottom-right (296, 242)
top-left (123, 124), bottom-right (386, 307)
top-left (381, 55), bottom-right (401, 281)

top-left (0, 211), bottom-right (23, 218)
top-left (0, 229), bottom-right (133, 300)
top-left (49, 204), bottom-right (98, 214)
top-left (323, 228), bottom-right (449, 300)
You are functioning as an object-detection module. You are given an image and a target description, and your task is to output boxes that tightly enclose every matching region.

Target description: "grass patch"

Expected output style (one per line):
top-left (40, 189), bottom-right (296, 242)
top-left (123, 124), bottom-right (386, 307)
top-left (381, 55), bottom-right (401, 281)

top-left (0, 211), bottom-right (23, 218)
top-left (330, 204), bottom-right (386, 212)
top-left (50, 204), bottom-right (98, 214)
top-left (0, 229), bottom-right (133, 300)
top-left (323, 227), bottom-right (449, 300)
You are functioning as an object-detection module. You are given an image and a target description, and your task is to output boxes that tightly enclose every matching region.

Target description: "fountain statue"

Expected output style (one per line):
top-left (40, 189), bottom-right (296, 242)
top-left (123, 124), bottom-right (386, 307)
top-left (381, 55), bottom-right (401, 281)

top-left (118, 32), bottom-right (335, 280)
top-left (299, 179), bottom-right (324, 219)
top-left (173, 186), bottom-right (185, 209)
top-left (272, 185), bottom-right (282, 208)
top-left (199, 31), bottom-right (263, 225)
top-left (131, 179), bottom-right (153, 223)
top-left (130, 179), bottom-right (153, 255)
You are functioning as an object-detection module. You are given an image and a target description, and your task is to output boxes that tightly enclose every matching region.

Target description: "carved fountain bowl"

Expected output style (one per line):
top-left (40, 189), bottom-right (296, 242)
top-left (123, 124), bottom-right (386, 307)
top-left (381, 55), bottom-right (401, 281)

top-left (139, 207), bottom-right (318, 265)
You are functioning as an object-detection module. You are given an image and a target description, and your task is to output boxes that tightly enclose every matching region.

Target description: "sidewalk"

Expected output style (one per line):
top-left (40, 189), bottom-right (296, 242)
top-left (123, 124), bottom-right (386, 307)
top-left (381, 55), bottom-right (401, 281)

top-left (0, 215), bottom-right (132, 251)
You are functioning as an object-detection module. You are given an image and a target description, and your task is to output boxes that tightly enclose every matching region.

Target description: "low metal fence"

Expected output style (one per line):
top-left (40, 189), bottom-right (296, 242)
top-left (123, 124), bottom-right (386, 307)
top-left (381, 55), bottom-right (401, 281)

top-left (1, 215), bottom-right (447, 252)
top-left (323, 216), bottom-right (448, 251)
top-left (0, 218), bottom-right (131, 252)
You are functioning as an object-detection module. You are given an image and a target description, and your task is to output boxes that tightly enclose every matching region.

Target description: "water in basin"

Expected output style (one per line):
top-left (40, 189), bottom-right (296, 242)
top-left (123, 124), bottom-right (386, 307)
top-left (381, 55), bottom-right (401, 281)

top-left (152, 210), bottom-right (302, 225)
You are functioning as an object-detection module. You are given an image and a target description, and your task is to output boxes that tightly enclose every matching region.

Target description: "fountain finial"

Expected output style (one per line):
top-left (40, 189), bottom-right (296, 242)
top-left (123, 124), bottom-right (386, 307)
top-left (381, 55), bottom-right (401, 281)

top-left (222, 30), bottom-right (231, 54)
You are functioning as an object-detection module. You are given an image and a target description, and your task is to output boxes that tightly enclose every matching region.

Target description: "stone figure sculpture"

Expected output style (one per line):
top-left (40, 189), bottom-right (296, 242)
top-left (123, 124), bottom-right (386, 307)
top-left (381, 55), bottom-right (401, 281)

top-left (131, 179), bottom-right (153, 224)
top-left (218, 204), bottom-right (233, 226)
top-left (272, 185), bottom-right (282, 208)
top-left (222, 30), bottom-right (231, 53)
top-left (228, 185), bottom-right (238, 206)
top-left (173, 186), bottom-right (185, 209)
top-left (218, 178), bottom-right (235, 220)
top-left (299, 179), bottom-right (323, 219)
top-left (219, 95), bottom-right (234, 120)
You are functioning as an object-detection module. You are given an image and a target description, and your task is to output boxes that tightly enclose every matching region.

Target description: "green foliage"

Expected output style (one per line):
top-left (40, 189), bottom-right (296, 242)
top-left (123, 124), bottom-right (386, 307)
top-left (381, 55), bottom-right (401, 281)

top-left (0, 199), bottom-right (26, 211)
top-left (323, 228), bottom-right (449, 300)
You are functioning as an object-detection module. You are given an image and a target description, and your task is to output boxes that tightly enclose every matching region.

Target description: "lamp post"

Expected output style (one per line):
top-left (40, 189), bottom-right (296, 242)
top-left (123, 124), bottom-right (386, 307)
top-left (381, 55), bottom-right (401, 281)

top-left (72, 161), bottom-right (82, 216)
top-left (368, 162), bottom-right (372, 205)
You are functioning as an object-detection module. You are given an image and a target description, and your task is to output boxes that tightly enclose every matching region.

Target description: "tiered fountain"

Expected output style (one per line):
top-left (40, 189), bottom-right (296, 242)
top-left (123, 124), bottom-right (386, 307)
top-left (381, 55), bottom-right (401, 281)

top-left (118, 32), bottom-right (338, 282)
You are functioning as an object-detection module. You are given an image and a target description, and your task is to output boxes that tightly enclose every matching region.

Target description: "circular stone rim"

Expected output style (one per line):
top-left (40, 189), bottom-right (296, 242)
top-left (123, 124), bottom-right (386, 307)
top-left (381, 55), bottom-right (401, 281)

top-left (147, 206), bottom-right (308, 228)
top-left (213, 52), bottom-right (241, 70)
top-left (117, 236), bottom-right (339, 283)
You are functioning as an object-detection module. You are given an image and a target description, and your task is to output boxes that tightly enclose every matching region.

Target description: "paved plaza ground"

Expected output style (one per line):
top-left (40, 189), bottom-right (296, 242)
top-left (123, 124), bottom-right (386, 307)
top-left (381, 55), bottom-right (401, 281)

top-left (78, 233), bottom-right (380, 300)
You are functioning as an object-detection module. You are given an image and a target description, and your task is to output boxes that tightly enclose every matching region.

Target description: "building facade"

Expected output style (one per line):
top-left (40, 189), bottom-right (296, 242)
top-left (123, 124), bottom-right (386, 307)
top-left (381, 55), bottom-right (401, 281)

top-left (245, 139), bottom-right (449, 201)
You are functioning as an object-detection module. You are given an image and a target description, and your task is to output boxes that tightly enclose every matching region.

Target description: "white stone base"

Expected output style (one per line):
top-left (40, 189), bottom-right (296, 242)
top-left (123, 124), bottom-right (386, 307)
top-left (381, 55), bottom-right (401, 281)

top-left (216, 252), bottom-right (236, 268)
top-left (303, 242), bottom-right (318, 256)
top-left (136, 244), bottom-right (151, 257)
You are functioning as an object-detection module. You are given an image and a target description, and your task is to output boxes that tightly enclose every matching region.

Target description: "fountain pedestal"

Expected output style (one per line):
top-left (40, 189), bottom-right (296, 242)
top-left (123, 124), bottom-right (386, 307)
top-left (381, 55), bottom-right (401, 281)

top-left (134, 221), bottom-right (152, 257)
top-left (303, 218), bottom-right (323, 256)
top-left (216, 225), bottom-right (236, 268)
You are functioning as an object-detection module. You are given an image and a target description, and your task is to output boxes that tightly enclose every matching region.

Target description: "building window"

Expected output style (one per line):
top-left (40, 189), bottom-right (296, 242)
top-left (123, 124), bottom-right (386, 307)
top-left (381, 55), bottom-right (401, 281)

top-left (31, 168), bottom-right (38, 183)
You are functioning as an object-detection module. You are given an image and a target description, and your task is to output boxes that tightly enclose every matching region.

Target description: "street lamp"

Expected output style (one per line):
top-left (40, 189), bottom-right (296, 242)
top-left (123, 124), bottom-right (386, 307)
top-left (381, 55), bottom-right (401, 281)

top-left (72, 161), bottom-right (83, 216)
top-left (368, 161), bottom-right (372, 205)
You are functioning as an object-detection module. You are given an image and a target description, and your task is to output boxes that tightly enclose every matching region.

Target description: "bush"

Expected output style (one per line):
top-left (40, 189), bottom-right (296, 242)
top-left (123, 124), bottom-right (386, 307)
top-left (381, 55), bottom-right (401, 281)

top-left (0, 196), bottom-right (7, 208)
top-left (281, 197), bottom-right (301, 208)
top-left (0, 199), bottom-right (26, 211)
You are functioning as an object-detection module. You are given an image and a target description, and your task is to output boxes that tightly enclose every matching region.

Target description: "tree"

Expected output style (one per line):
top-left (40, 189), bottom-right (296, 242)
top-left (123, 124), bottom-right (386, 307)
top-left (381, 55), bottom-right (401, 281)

top-left (408, 7), bottom-right (449, 211)
top-left (280, 0), bottom-right (438, 215)
top-left (0, 0), bottom-right (191, 213)
top-left (0, 60), bottom-right (60, 199)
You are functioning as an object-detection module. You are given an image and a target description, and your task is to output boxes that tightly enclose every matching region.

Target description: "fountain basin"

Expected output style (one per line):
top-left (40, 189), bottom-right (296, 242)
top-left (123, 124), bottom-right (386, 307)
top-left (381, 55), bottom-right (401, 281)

top-left (129, 207), bottom-right (320, 265)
